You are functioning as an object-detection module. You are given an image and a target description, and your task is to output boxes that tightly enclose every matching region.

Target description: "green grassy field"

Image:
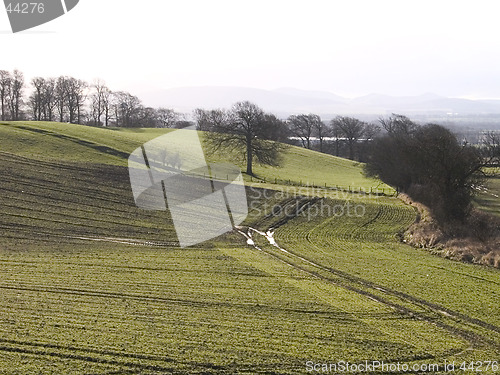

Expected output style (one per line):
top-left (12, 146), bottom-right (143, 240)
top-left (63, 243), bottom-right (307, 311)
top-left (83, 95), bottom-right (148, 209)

top-left (0, 121), bottom-right (499, 374)
top-left (0, 121), bottom-right (392, 193)
top-left (476, 175), bottom-right (500, 217)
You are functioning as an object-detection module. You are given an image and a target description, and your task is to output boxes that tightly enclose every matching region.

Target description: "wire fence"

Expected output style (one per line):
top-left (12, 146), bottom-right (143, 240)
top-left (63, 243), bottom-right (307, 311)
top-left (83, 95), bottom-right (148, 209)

top-left (208, 172), bottom-right (396, 196)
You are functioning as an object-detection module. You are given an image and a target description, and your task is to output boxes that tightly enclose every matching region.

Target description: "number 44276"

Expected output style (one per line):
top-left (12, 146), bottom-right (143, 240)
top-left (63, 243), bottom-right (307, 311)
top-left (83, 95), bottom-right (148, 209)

top-left (459, 361), bottom-right (499, 372)
top-left (6, 3), bottom-right (45, 14)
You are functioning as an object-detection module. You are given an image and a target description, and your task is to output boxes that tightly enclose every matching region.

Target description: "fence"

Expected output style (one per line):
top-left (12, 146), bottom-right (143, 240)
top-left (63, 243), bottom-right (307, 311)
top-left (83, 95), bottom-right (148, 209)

top-left (207, 172), bottom-right (395, 196)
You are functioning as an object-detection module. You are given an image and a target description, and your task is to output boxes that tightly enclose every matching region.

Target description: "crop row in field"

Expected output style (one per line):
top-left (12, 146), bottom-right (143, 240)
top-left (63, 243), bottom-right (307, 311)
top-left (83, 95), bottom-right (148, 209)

top-left (1, 239), bottom-right (477, 375)
top-left (1, 121), bottom-right (498, 374)
top-left (272, 198), bottom-right (500, 332)
top-left (0, 152), bottom-right (179, 245)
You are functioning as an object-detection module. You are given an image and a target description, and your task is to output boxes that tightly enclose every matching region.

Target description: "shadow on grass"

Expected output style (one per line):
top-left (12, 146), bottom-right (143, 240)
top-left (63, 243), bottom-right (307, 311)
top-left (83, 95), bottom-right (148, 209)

top-left (12, 124), bottom-right (130, 160)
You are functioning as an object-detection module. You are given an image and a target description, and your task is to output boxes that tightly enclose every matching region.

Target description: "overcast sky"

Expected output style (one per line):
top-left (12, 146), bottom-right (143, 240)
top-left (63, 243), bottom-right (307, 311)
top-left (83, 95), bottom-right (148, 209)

top-left (1, 0), bottom-right (499, 99)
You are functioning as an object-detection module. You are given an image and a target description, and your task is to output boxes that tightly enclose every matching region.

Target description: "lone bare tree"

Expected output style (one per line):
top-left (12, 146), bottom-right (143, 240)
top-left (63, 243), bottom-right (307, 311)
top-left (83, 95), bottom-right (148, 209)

top-left (206, 101), bottom-right (287, 175)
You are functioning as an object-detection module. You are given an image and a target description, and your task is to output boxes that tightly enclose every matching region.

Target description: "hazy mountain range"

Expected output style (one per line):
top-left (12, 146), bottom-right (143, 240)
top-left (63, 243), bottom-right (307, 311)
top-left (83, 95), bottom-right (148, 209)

top-left (140, 86), bottom-right (500, 120)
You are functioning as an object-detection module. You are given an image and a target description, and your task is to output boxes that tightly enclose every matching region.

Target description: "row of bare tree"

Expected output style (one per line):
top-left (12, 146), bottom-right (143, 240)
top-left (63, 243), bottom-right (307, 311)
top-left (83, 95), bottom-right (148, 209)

top-left (195, 107), bottom-right (380, 161)
top-left (286, 114), bottom-right (380, 159)
top-left (0, 69), bottom-right (186, 128)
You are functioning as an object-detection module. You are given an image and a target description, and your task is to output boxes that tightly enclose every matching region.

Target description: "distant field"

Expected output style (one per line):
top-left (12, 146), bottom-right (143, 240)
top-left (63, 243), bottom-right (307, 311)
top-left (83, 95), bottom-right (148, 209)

top-left (0, 121), bottom-right (498, 374)
top-left (476, 175), bottom-right (500, 216)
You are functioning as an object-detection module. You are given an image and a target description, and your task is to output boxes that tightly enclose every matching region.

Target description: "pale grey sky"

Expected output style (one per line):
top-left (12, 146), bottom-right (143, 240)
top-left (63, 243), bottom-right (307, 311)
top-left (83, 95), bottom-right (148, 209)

top-left (1, 0), bottom-right (499, 99)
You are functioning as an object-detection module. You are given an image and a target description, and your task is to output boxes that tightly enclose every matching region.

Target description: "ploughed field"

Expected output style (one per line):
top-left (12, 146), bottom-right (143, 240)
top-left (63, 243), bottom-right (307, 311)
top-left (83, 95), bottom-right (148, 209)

top-left (0, 122), bottom-right (498, 374)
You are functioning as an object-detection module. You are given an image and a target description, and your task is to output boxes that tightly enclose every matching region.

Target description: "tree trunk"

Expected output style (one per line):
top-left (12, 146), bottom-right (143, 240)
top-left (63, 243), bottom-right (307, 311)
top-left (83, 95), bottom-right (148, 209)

top-left (349, 141), bottom-right (354, 160)
top-left (246, 136), bottom-right (253, 175)
top-left (105, 107), bottom-right (109, 127)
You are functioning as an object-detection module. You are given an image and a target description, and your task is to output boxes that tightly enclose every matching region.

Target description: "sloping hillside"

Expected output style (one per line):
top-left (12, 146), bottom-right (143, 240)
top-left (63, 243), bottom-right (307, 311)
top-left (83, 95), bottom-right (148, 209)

top-left (0, 121), bottom-right (498, 374)
top-left (0, 121), bottom-right (391, 192)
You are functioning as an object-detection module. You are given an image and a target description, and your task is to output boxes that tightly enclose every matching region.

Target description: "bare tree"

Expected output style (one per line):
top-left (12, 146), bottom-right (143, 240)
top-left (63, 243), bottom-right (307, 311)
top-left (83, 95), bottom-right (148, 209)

top-left (43, 78), bottom-right (57, 121)
top-left (9, 69), bottom-right (24, 120)
top-left (358, 123), bottom-right (380, 162)
top-left (330, 119), bottom-right (342, 157)
top-left (65, 77), bottom-right (87, 124)
top-left (193, 108), bottom-right (231, 131)
top-left (366, 124), bottom-right (484, 221)
top-left (262, 113), bottom-right (289, 143)
top-left (29, 77), bottom-right (57, 121)
top-left (331, 116), bottom-right (367, 160)
top-left (206, 101), bottom-right (287, 175)
top-left (89, 80), bottom-right (111, 126)
top-left (138, 106), bottom-right (159, 127)
top-left (156, 108), bottom-right (180, 128)
top-left (379, 113), bottom-right (418, 137)
top-left (288, 114), bottom-right (321, 149)
top-left (113, 91), bottom-right (143, 127)
top-left (101, 86), bottom-right (112, 127)
top-left (313, 119), bottom-right (329, 153)
top-left (29, 77), bottom-right (45, 120)
top-left (482, 131), bottom-right (500, 168)
top-left (55, 76), bottom-right (68, 122)
top-left (0, 70), bottom-right (11, 121)
top-left (193, 108), bottom-right (210, 131)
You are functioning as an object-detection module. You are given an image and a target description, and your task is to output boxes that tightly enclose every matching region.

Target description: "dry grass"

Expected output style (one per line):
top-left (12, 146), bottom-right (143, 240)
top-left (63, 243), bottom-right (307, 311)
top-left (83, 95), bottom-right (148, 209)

top-left (399, 194), bottom-right (500, 269)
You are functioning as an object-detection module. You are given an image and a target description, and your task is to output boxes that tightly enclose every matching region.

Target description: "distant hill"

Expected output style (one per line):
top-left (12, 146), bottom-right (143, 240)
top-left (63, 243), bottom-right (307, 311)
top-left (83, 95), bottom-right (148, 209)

top-left (140, 86), bottom-right (351, 117)
top-left (140, 86), bottom-right (500, 119)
